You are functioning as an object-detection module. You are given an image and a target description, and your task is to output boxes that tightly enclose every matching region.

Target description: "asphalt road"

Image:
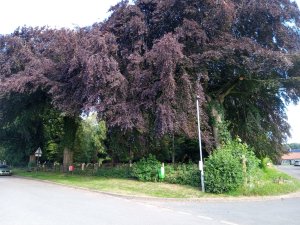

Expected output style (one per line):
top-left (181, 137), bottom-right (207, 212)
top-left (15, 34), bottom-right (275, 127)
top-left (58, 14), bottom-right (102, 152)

top-left (1, 176), bottom-right (300, 225)
top-left (276, 165), bottom-right (300, 180)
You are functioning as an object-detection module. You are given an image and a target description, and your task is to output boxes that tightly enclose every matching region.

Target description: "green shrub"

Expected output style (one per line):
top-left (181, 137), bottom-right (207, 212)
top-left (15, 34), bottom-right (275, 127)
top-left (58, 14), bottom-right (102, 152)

top-left (205, 139), bottom-right (260, 193)
top-left (131, 154), bottom-right (161, 182)
top-left (260, 157), bottom-right (273, 170)
top-left (229, 139), bottom-right (260, 182)
top-left (72, 165), bottom-right (132, 178)
top-left (95, 166), bottom-right (132, 178)
top-left (205, 147), bottom-right (244, 193)
top-left (165, 163), bottom-right (200, 187)
top-left (27, 161), bottom-right (36, 171)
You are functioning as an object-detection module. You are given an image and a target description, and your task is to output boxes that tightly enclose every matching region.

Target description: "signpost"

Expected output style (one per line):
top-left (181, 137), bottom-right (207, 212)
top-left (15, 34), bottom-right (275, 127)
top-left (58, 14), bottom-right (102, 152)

top-left (196, 96), bottom-right (205, 192)
top-left (35, 147), bottom-right (42, 170)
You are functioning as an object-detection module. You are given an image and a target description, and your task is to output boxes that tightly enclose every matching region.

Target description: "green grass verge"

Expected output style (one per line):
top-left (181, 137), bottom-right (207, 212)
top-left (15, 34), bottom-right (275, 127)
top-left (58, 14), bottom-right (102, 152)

top-left (13, 167), bottom-right (300, 198)
top-left (14, 169), bottom-right (210, 198)
top-left (228, 167), bottom-right (300, 196)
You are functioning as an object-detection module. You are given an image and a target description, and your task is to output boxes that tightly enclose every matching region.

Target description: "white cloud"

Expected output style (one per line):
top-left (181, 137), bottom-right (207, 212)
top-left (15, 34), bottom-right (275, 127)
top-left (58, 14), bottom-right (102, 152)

top-left (0, 0), bottom-right (121, 34)
top-left (287, 104), bottom-right (300, 143)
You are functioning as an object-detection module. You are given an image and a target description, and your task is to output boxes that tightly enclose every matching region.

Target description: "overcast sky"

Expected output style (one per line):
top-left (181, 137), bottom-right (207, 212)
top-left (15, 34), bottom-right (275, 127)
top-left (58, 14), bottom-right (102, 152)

top-left (0, 0), bottom-right (299, 143)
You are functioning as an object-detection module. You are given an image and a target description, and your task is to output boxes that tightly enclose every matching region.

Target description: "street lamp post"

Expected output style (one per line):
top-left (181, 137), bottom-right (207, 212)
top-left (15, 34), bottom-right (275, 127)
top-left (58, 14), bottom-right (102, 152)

top-left (196, 95), bottom-right (205, 192)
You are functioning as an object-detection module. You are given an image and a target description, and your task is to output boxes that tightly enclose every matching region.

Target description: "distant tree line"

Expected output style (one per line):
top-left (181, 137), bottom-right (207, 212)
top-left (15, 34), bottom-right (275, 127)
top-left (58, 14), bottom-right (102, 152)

top-left (287, 143), bottom-right (300, 150)
top-left (0, 0), bottom-right (300, 166)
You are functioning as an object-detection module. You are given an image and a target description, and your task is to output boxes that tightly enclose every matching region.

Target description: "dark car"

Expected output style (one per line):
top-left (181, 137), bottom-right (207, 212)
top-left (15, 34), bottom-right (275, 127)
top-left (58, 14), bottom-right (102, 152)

top-left (0, 165), bottom-right (12, 176)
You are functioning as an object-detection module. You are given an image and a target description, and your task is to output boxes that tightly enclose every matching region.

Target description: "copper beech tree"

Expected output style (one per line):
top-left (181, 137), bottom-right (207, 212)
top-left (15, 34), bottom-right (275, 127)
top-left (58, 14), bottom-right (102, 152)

top-left (1, 0), bottom-right (300, 162)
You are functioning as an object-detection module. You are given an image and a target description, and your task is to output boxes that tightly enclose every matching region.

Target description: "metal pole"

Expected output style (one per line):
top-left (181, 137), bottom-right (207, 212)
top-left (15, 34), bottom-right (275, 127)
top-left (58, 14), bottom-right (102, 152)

top-left (36, 156), bottom-right (39, 174)
top-left (196, 96), bottom-right (205, 192)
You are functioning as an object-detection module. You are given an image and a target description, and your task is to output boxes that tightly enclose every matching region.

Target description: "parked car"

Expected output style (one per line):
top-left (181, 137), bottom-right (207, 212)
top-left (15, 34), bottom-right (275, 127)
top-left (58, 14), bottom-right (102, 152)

top-left (0, 165), bottom-right (12, 176)
top-left (294, 160), bottom-right (300, 166)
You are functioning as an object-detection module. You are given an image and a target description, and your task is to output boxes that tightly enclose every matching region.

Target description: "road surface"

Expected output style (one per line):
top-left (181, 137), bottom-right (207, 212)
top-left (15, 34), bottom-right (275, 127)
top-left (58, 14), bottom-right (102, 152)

top-left (276, 165), bottom-right (300, 180)
top-left (1, 177), bottom-right (300, 225)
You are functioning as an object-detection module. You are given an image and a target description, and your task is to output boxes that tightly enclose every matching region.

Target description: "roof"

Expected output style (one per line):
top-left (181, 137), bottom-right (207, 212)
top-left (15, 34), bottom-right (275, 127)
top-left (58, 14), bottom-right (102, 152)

top-left (282, 152), bottom-right (300, 160)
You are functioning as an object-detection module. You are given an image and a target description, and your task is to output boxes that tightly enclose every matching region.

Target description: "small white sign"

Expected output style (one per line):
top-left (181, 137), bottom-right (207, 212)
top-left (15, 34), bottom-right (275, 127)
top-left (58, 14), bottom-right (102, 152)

top-left (199, 160), bottom-right (203, 171)
top-left (35, 147), bottom-right (42, 157)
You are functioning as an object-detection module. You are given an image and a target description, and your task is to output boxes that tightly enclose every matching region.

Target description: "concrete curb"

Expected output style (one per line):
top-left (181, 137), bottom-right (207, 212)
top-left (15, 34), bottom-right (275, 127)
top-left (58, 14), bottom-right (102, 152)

top-left (12, 175), bottom-right (300, 203)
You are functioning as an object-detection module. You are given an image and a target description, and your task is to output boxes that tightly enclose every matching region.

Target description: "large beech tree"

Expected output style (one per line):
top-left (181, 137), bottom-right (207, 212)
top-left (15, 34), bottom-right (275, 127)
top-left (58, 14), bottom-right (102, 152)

top-left (1, 0), bottom-right (300, 161)
top-left (0, 27), bottom-right (124, 164)
top-left (103, 0), bottom-right (300, 157)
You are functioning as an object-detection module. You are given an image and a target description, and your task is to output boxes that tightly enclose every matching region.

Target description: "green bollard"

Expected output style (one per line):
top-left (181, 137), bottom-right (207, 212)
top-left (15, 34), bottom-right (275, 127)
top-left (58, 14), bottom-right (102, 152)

top-left (158, 163), bottom-right (165, 180)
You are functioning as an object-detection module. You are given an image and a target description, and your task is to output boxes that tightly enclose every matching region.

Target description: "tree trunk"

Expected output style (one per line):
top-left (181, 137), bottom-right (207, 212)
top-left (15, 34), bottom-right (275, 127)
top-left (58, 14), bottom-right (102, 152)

top-left (172, 133), bottom-right (175, 164)
top-left (208, 77), bottom-right (242, 148)
top-left (210, 104), bottom-right (223, 148)
top-left (29, 155), bottom-right (36, 163)
top-left (129, 149), bottom-right (133, 167)
top-left (63, 148), bottom-right (73, 172)
top-left (62, 116), bottom-right (78, 172)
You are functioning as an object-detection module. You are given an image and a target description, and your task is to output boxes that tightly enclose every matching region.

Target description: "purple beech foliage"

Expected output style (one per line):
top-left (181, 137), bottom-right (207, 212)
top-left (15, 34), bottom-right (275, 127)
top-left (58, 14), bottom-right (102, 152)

top-left (1, 0), bottom-right (300, 154)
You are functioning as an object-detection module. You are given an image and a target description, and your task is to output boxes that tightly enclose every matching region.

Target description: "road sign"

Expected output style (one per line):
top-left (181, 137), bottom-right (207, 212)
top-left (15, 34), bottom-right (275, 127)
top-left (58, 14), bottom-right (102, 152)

top-left (35, 147), bottom-right (42, 157)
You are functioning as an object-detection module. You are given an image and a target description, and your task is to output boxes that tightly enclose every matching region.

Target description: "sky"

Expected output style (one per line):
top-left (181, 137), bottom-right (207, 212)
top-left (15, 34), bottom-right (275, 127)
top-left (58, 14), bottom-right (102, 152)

top-left (0, 0), bottom-right (299, 143)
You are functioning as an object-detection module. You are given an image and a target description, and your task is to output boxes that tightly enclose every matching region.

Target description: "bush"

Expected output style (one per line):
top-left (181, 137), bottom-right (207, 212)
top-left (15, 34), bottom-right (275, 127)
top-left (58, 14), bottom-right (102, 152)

top-left (260, 157), bottom-right (273, 170)
top-left (165, 163), bottom-right (200, 187)
top-left (131, 154), bottom-right (161, 182)
top-left (95, 166), bottom-right (132, 178)
top-left (205, 139), bottom-right (260, 193)
top-left (229, 139), bottom-right (260, 182)
top-left (27, 161), bottom-right (36, 171)
top-left (72, 165), bottom-right (132, 178)
top-left (205, 147), bottom-right (244, 193)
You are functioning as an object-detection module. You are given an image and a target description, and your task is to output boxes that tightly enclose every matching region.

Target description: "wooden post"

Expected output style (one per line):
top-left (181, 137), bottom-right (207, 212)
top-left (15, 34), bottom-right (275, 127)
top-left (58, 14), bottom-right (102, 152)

top-left (242, 155), bottom-right (247, 185)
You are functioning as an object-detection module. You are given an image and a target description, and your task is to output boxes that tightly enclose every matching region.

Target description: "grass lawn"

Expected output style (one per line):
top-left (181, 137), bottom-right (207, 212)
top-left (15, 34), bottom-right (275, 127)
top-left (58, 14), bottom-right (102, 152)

top-left (14, 167), bottom-right (300, 198)
top-left (14, 169), bottom-right (210, 198)
top-left (229, 167), bottom-right (300, 196)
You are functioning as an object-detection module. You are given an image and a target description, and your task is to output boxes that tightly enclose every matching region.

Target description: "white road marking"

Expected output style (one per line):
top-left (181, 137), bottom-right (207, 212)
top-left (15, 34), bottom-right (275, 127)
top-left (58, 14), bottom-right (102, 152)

top-left (160, 208), bottom-right (173, 212)
top-left (220, 220), bottom-right (240, 225)
top-left (144, 204), bottom-right (156, 208)
top-left (197, 215), bottom-right (213, 220)
top-left (178, 211), bottom-right (192, 216)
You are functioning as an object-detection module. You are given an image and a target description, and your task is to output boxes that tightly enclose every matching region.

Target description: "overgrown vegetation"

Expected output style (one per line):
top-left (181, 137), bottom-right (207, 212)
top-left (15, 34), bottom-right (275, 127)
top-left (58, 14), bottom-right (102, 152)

top-left (131, 154), bottom-right (200, 187)
top-left (14, 169), bottom-right (208, 198)
top-left (73, 165), bottom-right (132, 179)
top-left (205, 146), bottom-right (244, 193)
top-left (230, 167), bottom-right (300, 196)
top-left (14, 165), bottom-right (300, 198)
top-left (204, 139), bottom-right (260, 193)
top-left (131, 154), bottom-right (161, 182)
top-left (164, 163), bottom-right (200, 187)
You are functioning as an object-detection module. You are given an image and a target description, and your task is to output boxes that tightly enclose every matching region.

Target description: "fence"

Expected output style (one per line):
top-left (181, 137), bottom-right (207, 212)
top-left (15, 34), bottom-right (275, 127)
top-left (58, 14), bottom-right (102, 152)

top-left (31, 162), bottom-right (132, 178)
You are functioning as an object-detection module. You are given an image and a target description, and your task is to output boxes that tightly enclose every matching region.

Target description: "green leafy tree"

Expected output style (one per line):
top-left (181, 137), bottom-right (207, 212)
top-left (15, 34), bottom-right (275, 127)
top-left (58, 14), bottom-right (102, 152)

top-left (74, 113), bottom-right (107, 163)
top-left (288, 143), bottom-right (300, 149)
top-left (42, 108), bottom-right (64, 162)
top-left (0, 91), bottom-right (58, 165)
